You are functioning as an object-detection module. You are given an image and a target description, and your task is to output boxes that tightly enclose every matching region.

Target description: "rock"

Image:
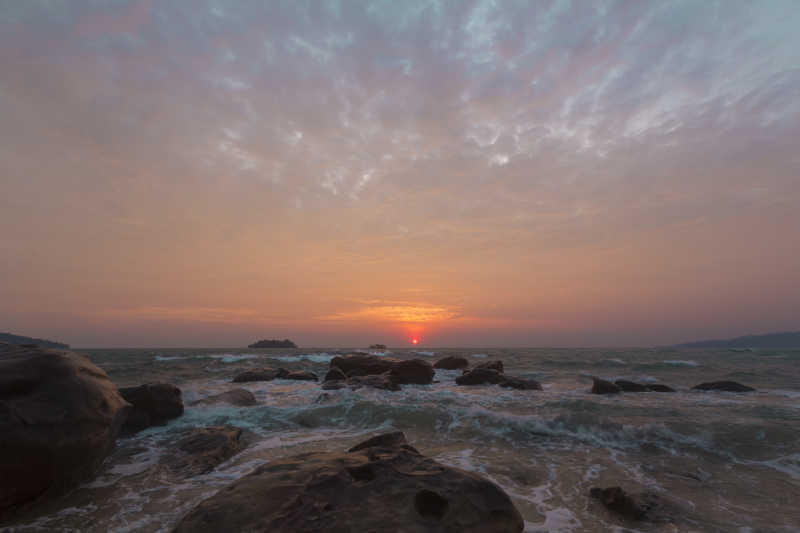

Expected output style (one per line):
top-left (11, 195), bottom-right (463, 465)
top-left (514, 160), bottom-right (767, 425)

top-left (166, 426), bottom-right (244, 477)
top-left (389, 359), bottom-right (435, 385)
top-left (324, 367), bottom-right (347, 382)
top-left (499, 376), bottom-right (543, 391)
top-left (347, 431), bottom-right (408, 452)
top-left (614, 380), bottom-right (649, 392)
top-left (591, 378), bottom-right (621, 394)
top-left (347, 374), bottom-right (402, 392)
top-left (645, 384), bottom-right (676, 393)
top-left (590, 486), bottom-right (649, 520)
top-left (589, 486), bottom-right (675, 523)
top-left (285, 371), bottom-right (318, 381)
top-left (119, 383), bottom-right (183, 434)
top-left (433, 356), bottom-right (469, 370)
top-left (232, 367), bottom-right (289, 383)
top-left (329, 355), bottom-right (434, 385)
top-left (330, 354), bottom-right (396, 377)
top-left (0, 343), bottom-right (130, 516)
top-left (190, 389), bottom-right (257, 407)
top-left (173, 431), bottom-right (524, 533)
top-left (321, 380), bottom-right (348, 391)
top-left (456, 368), bottom-right (506, 386)
top-left (474, 360), bottom-right (504, 373)
top-left (692, 381), bottom-right (755, 392)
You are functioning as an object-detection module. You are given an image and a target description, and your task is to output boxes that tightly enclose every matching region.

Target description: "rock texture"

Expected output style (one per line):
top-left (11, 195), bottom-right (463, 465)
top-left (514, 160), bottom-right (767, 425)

top-left (0, 343), bottom-right (130, 516)
top-left (591, 378), bottom-right (621, 394)
top-left (433, 356), bottom-right (469, 370)
top-left (173, 431), bottom-right (524, 533)
top-left (166, 426), bottom-right (244, 476)
top-left (119, 383), bottom-right (183, 434)
top-left (329, 355), bottom-right (434, 385)
top-left (692, 381), bottom-right (755, 392)
top-left (232, 367), bottom-right (289, 383)
top-left (190, 389), bottom-right (257, 407)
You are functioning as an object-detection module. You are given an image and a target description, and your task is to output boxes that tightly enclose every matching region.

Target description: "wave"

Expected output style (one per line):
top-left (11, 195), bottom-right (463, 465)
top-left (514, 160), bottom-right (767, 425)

top-left (663, 360), bottom-right (698, 367)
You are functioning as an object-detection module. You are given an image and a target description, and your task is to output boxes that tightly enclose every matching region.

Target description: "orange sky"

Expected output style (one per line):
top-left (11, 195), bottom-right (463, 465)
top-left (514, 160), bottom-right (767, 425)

top-left (1, 1), bottom-right (798, 347)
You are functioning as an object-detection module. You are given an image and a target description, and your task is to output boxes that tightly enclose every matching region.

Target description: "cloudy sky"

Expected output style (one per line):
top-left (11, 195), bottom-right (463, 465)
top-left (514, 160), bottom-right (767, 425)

top-left (1, 0), bottom-right (798, 347)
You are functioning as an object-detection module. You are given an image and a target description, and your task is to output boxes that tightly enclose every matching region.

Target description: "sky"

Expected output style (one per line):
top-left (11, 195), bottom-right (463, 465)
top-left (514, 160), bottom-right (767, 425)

top-left (1, 0), bottom-right (799, 348)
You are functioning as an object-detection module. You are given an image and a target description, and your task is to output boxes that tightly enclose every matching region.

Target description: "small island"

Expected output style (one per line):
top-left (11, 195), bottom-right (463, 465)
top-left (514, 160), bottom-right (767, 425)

top-left (0, 332), bottom-right (69, 349)
top-left (248, 338), bottom-right (297, 349)
top-left (368, 343), bottom-right (387, 350)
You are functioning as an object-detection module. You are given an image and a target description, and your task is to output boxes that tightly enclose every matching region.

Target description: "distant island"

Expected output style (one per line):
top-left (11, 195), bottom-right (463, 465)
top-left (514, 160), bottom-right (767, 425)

top-left (674, 331), bottom-right (800, 349)
top-left (248, 339), bottom-right (297, 348)
top-left (0, 332), bottom-right (69, 349)
top-left (369, 344), bottom-right (387, 349)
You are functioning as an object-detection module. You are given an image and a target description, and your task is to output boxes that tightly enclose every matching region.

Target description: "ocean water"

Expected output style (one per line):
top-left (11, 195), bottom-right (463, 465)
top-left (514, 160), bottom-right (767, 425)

top-left (8, 347), bottom-right (800, 532)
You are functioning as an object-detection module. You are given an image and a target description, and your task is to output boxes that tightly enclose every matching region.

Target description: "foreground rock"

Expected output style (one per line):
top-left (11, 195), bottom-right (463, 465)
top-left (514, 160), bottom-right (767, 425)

top-left (173, 431), bottom-right (524, 533)
top-left (165, 426), bottom-right (244, 477)
top-left (591, 378), bottom-right (621, 394)
top-left (433, 356), bottom-right (469, 370)
top-left (190, 389), bottom-right (257, 407)
top-left (232, 367), bottom-right (289, 383)
top-left (329, 354), bottom-right (434, 385)
top-left (590, 486), bottom-right (680, 524)
top-left (692, 381), bottom-right (755, 392)
top-left (119, 383), bottom-right (183, 434)
top-left (0, 343), bottom-right (130, 517)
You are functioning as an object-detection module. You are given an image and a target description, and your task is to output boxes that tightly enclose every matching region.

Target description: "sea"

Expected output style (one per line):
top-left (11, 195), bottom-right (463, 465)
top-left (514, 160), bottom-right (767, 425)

top-left (7, 347), bottom-right (800, 532)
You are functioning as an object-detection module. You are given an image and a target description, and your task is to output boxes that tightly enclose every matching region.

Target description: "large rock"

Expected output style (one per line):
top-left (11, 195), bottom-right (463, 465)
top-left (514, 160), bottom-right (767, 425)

top-left (173, 432), bottom-right (524, 533)
top-left (0, 343), bottom-right (130, 516)
top-left (456, 368), bottom-right (506, 386)
top-left (434, 356), bottom-right (469, 370)
top-left (190, 389), bottom-right (257, 407)
top-left (692, 381), bottom-right (755, 392)
top-left (324, 367), bottom-right (347, 382)
top-left (474, 360), bottom-right (504, 373)
top-left (232, 367), bottom-right (289, 383)
top-left (119, 383), bottom-right (183, 434)
top-left (591, 378), bottom-right (621, 395)
top-left (329, 355), bottom-right (434, 385)
top-left (165, 426), bottom-right (244, 477)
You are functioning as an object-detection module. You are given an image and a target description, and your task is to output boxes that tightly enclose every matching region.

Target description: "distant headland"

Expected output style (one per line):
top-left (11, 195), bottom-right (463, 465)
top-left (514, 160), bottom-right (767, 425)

top-left (673, 331), bottom-right (800, 349)
top-left (248, 339), bottom-right (297, 348)
top-left (0, 332), bottom-right (69, 349)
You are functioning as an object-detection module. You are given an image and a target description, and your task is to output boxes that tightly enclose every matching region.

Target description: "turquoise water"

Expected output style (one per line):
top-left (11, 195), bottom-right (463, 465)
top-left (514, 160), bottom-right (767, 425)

top-left (8, 347), bottom-right (800, 532)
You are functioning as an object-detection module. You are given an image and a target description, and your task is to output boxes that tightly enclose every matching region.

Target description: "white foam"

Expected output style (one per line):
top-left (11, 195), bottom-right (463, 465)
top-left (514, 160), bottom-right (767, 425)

top-left (663, 360), bottom-right (698, 367)
top-left (273, 353), bottom-right (334, 363)
top-left (154, 355), bottom-right (188, 361)
top-left (209, 353), bottom-right (261, 363)
top-left (414, 351), bottom-right (436, 356)
top-left (471, 353), bottom-right (488, 358)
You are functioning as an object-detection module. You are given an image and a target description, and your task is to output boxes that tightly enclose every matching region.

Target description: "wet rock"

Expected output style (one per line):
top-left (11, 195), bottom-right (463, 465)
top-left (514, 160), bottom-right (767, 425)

top-left (285, 371), bottom-right (318, 381)
top-left (329, 355), bottom-right (434, 385)
top-left (324, 367), bottom-right (347, 382)
top-left (589, 486), bottom-right (677, 523)
top-left (474, 360), bottom-right (504, 373)
top-left (173, 431), bottom-right (524, 533)
top-left (0, 343), bottom-right (130, 516)
top-left (389, 359), bottom-right (435, 385)
top-left (645, 384), bottom-right (676, 393)
top-left (590, 486), bottom-right (649, 520)
top-left (347, 374), bottom-right (402, 391)
top-left (190, 389), bottom-right (257, 407)
top-left (456, 368), bottom-right (506, 386)
top-left (692, 381), bottom-right (755, 392)
top-left (166, 426), bottom-right (243, 476)
top-left (119, 383), bottom-right (183, 434)
top-left (347, 431), bottom-right (408, 452)
top-left (232, 367), bottom-right (289, 383)
top-left (321, 380), bottom-right (348, 390)
top-left (499, 376), bottom-right (543, 391)
top-left (433, 356), bottom-right (469, 370)
top-left (614, 380), bottom-right (649, 392)
top-left (591, 378), bottom-right (621, 394)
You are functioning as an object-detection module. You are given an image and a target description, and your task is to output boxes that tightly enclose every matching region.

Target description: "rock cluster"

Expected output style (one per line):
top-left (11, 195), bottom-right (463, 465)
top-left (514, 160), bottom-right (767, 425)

top-left (172, 431), bottom-right (524, 533)
top-left (323, 354), bottom-right (435, 391)
top-left (456, 361), bottom-right (541, 390)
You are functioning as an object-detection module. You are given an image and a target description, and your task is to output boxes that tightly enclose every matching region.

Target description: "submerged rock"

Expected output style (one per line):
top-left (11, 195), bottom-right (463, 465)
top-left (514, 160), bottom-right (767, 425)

top-left (324, 367), bottom-right (347, 382)
top-left (0, 343), bottom-right (130, 517)
top-left (589, 486), bottom-right (679, 524)
top-left (232, 367), bottom-right (289, 383)
top-left (614, 380), bottom-right (650, 392)
top-left (590, 486), bottom-right (649, 520)
top-left (166, 426), bottom-right (244, 477)
top-left (173, 431), bottom-right (524, 533)
top-left (591, 378), bottom-right (621, 394)
top-left (433, 356), bottom-right (469, 370)
top-left (645, 384), bottom-right (676, 393)
top-left (474, 360), bottom-right (504, 373)
top-left (692, 381), bottom-right (755, 392)
top-left (286, 371), bottom-right (318, 381)
top-left (119, 383), bottom-right (183, 434)
top-left (329, 355), bottom-right (434, 385)
top-left (499, 376), bottom-right (543, 391)
top-left (456, 368), bottom-right (506, 386)
top-left (190, 388), bottom-right (257, 407)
